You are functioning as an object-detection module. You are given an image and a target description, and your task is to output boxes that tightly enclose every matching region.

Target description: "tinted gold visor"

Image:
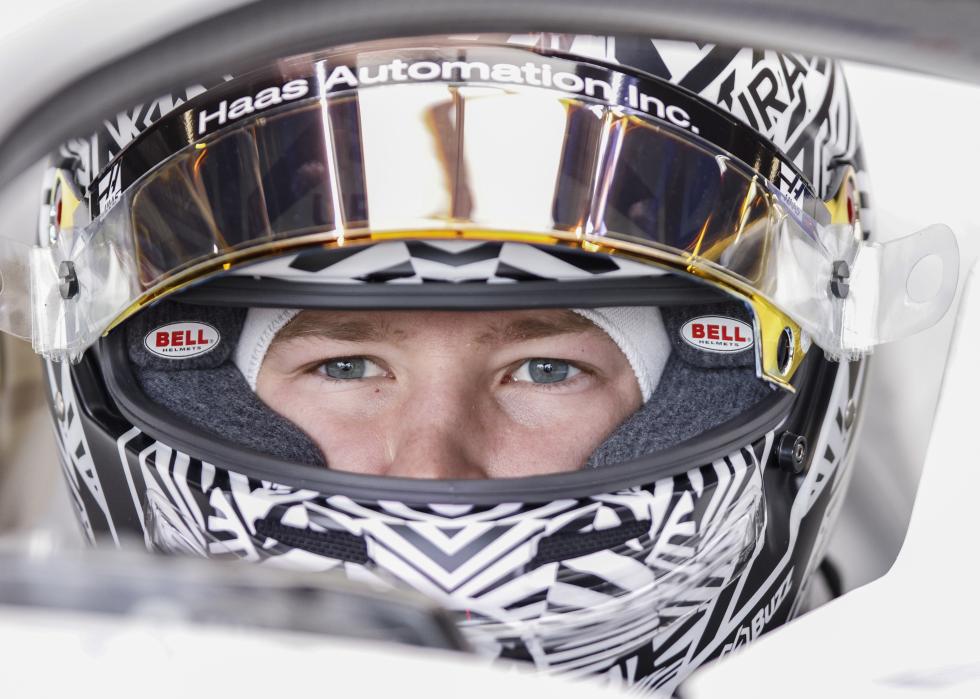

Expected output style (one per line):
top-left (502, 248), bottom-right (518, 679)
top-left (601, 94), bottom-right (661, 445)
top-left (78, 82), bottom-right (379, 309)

top-left (10, 71), bottom-right (957, 386)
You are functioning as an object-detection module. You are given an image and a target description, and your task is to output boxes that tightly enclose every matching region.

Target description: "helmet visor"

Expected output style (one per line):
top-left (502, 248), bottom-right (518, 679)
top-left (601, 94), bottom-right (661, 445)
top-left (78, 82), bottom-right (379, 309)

top-left (9, 44), bottom-right (956, 385)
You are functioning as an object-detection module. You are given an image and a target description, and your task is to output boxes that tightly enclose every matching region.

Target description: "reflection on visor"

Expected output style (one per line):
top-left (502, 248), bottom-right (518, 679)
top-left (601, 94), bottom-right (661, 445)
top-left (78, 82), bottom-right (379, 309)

top-left (3, 52), bottom-right (958, 386)
top-left (128, 97), bottom-right (761, 286)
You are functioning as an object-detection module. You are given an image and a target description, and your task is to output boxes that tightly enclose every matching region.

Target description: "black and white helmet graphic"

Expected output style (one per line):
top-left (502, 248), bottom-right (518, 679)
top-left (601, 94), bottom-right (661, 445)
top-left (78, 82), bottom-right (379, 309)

top-left (38, 32), bottom-right (943, 695)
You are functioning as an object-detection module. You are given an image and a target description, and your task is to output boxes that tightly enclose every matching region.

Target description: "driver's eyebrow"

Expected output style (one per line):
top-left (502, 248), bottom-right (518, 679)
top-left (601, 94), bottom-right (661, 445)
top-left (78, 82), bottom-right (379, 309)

top-left (268, 309), bottom-right (596, 350)
top-left (270, 312), bottom-right (401, 346)
top-left (475, 311), bottom-right (596, 345)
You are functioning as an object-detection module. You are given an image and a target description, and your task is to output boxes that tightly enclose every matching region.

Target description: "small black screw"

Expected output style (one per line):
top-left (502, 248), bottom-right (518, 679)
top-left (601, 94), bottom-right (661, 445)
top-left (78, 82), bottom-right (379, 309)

top-left (777, 432), bottom-right (808, 474)
top-left (830, 260), bottom-right (850, 299)
top-left (58, 261), bottom-right (79, 300)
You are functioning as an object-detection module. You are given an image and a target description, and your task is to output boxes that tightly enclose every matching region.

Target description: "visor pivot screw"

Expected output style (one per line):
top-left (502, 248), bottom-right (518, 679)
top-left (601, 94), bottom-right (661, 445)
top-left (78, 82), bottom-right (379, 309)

top-left (830, 260), bottom-right (850, 299)
top-left (778, 432), bottom-right (808, 474)
top-left (58, 261), bottom-right (78, 300)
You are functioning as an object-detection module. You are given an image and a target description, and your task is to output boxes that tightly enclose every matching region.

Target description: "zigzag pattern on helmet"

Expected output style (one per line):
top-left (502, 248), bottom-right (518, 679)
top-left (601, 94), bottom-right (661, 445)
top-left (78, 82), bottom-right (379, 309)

top-left (513, 34), bottom-right (873, 237)
top-left (230, 240), bottom-right (667, 284)
top-left (597, 39), bottom-right (862, 198)
top-left (106, 418), bottom-right (769, 692)
top-left (46, 327), bottom-right (856, 696)
top-left (43, 315), bottom-right (859, 697)
top-left (46, 360), bottom-right (116, 547)
top-left (790, 360), bottom-right (864, 616)
top-left (42, 33), bottom-right (868, 697)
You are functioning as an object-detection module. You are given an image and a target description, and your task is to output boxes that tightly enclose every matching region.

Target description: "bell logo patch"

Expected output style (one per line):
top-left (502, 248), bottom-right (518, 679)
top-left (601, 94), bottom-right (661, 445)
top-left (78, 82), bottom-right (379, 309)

top-left (681, 316), bottom-right (754, 353)
top-left (145, 322), bottom-right (220, 359)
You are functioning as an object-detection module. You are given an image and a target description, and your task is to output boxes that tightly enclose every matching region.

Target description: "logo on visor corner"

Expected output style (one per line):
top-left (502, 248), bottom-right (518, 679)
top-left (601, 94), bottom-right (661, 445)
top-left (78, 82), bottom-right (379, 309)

top-left (144, 322), bottom-right (220, 359)
top-left (681, 316), bottom-right (754, 353)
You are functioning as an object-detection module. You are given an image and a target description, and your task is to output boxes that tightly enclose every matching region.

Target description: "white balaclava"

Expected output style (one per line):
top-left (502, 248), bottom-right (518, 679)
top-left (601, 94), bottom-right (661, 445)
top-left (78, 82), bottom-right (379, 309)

top-left (234, 307), bottom-right (671, 402)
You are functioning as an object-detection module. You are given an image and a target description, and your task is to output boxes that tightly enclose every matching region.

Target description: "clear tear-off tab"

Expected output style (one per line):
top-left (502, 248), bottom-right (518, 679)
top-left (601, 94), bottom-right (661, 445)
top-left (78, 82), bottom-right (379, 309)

top-left (846, 224), bottom-right (959, 352)
top-left (0, 237), bottom-right (35, 342)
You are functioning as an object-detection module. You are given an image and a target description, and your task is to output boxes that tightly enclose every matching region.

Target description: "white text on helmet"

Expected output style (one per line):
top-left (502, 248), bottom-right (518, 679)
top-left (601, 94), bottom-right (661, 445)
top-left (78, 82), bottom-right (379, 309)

top-left (314, 58), bottom-right (701, 135)
top-left (197, 78), bottom-right (310, 135)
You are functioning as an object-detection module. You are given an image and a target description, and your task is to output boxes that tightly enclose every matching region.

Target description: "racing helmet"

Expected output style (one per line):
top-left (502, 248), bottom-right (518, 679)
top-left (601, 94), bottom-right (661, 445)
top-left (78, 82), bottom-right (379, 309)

top-left (19, 34), bottom-right (958, 693)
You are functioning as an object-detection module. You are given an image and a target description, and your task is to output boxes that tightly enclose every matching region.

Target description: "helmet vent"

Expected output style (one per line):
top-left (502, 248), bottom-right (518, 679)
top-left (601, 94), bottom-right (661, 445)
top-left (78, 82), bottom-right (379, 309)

top-left (530, 519), bottom-right (649, 567)
top-left (255, 518), bottom-right (369, 564)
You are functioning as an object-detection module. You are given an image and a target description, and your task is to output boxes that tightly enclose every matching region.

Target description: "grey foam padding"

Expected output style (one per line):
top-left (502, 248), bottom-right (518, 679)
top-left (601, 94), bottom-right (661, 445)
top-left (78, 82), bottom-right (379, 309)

top-left (137, 363), bottom-right (326, 467)
top-left (128, 301), bottom-right (325, 467)
top-left (660, 301), bottom-right (756, 369)
top-left (126, 301), bottom-right (245, 370)
top-left (585, 353), bottom-right (772, 468)
top-left (586, 300), bottom-right (771, 468)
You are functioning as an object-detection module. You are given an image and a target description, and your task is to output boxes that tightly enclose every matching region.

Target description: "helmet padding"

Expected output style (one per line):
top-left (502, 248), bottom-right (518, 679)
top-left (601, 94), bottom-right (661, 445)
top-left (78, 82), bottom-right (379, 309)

top-left (123, 300), bottom-right (770, 471)
top-left (125, 302), bottom-right (325, 466)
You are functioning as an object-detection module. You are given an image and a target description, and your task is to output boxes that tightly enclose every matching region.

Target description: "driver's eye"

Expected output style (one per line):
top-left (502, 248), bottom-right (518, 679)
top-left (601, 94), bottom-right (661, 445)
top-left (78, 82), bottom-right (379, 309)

top-left (511, 359), bottom-right (580, 384)
top-left (319, 357), bottom-right (384, 380)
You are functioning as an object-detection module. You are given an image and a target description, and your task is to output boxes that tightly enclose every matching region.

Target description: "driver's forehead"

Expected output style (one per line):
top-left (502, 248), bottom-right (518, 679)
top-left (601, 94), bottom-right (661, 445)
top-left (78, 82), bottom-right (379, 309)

top-left (273, 308), bottom-right (601, 347)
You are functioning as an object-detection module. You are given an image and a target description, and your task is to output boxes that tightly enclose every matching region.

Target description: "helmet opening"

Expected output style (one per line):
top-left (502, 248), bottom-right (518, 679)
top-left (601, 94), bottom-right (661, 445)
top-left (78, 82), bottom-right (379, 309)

top-left (95, 290), bottom-right (800, 503)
